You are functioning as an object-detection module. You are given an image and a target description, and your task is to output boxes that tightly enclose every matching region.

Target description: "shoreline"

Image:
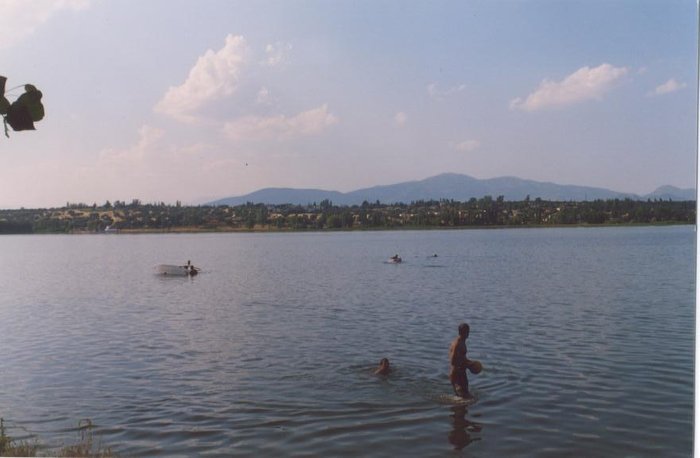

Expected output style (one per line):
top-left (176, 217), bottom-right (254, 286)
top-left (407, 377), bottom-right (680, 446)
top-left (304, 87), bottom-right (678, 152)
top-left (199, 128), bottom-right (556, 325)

top-left (21, 221), bottom-right (694, 235)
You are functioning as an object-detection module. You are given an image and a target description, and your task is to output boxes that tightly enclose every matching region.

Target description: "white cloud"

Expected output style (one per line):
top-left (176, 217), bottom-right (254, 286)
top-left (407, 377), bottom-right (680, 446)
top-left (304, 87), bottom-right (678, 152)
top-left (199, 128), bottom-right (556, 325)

top-left (427, 82), bottom-right (466, 99)
top-left (99, 125), bottom-right (164, 165)
top-left (450, 139), bottom-right (480, 152)
top-left (256, 86), bottom-right (273, 105)
top-left (262, 41), bottom-right (292, 67)
top-left (155, 34), bottom-right (250, 122)
top-left (510, 63), bottom-right (628, 112)
top-left (74, 125), bottom-right (169, 200)
top-left (394, 111), bottom-right (407, 127)
top-left (99, 126), bottom-right (219, 168)
top-left (223, 104), bottom-right (338, 141)
top-left (0, 0), bottom-right (90, 49)
top-left (78, 125), bottom-right (231, 203)
top-left (648, 78), bottom-right (687, 97)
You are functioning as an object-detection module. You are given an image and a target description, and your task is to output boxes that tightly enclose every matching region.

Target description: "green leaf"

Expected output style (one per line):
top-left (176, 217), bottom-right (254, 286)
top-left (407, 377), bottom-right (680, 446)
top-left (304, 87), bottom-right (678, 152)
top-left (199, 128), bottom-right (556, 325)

top-left (0, 96), bottom-right (9, 115)
top-left (6, 102), bottom-right (35, 131)
top-left (0, 79), bottom-right (45, 136)
top-left (14, 89), bottom-right (44, 122)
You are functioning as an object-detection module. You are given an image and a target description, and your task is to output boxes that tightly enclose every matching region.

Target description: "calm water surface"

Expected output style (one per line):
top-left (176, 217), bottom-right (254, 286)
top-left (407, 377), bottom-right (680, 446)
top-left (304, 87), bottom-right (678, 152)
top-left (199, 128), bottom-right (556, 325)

top-left (0, 226), bottom-right (694, 456)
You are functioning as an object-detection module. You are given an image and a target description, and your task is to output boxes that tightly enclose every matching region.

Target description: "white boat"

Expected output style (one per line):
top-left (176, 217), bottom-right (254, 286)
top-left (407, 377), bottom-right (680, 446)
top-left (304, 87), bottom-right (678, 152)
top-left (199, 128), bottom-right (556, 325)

top-left (387, 255), bottom-right (402, 264)
top-left (155, 263), bottom-right (200, 276)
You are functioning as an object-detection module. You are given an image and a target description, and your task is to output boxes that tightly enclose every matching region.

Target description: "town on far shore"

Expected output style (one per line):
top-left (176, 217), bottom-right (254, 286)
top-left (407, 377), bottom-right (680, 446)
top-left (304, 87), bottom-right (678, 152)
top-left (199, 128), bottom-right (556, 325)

top-left (0, 196), bottom-right (694, 234)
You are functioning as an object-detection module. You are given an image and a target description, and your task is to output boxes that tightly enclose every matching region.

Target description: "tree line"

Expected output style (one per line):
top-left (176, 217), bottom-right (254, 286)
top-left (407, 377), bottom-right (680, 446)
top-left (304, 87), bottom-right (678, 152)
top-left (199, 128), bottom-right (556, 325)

top-left (0, 196), bottom-right (694, 234)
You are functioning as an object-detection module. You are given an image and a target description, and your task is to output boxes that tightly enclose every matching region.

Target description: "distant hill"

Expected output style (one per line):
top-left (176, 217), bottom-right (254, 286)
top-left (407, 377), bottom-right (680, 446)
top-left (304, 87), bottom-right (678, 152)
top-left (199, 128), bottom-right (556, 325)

top-left (644, 185), bottom-right (696, 201)
top-left (207, 173), bottom-right (695, 206)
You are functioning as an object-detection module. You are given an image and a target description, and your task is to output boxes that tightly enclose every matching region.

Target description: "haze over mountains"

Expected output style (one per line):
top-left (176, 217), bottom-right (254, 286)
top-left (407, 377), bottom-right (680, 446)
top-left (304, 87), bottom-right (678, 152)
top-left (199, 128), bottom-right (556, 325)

top-left (208, 173), bottom-right (696, 206)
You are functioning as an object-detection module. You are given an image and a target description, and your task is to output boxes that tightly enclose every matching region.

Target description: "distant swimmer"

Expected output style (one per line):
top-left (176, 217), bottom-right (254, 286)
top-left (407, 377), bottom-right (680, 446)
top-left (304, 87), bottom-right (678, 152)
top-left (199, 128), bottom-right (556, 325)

top-left (375, 358), bottom-right (391, 375)
top-left (448, 323), bottom-right (478, 399)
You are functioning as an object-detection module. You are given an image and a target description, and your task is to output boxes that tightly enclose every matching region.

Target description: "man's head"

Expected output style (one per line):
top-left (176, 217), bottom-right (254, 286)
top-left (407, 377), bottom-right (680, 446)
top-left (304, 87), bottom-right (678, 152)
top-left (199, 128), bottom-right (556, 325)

top-left (458, 322), bottom-right (470, 338)
top-left (375, 358), bottom-right (391, 375)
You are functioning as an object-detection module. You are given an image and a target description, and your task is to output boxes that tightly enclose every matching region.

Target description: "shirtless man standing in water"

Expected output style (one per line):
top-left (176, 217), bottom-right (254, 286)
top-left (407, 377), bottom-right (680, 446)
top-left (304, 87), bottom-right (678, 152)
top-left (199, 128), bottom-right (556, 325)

top-left (449, 323), bottom-right (473, 399)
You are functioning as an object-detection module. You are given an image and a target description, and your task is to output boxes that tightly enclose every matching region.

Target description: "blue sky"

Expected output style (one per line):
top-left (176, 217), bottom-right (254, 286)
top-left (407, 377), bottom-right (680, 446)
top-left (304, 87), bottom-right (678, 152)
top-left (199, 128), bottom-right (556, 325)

top-left (0, 0), bottom-right (696, 208)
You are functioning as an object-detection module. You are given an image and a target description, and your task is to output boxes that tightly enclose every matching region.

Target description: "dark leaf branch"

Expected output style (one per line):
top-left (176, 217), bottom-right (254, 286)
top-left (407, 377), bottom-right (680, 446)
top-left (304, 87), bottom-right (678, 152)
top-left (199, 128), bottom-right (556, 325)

top-left (1, 75), bottom-right (45, 138)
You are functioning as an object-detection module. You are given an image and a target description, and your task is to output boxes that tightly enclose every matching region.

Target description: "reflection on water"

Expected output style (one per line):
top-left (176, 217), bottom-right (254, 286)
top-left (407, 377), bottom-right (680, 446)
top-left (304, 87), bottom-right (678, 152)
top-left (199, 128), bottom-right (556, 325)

top-left (448, 405), bottom-right (482, 450)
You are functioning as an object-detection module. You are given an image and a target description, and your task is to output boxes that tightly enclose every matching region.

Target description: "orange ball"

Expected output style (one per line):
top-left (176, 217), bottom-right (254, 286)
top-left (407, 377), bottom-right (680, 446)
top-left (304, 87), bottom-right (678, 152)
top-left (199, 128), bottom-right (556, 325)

top-left (469, 360), bottom-right (482, 374)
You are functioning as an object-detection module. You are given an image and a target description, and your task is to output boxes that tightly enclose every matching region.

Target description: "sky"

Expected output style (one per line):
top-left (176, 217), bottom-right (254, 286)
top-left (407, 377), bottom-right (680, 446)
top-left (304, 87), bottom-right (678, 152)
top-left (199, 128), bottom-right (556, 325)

top-left (0, 0), bottom-right (697, 208)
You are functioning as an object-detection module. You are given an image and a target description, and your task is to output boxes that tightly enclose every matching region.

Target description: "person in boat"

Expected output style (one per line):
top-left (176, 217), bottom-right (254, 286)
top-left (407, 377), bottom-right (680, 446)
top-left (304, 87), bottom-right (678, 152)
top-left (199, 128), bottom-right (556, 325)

top-left (448, 323), bottom-right (474, 399)
top-left (391, 254), bottom-right (401, 262)
top-left (185, 260), bottom-right (198, 275)
top-left (375, 358), bottom-right (391, 375)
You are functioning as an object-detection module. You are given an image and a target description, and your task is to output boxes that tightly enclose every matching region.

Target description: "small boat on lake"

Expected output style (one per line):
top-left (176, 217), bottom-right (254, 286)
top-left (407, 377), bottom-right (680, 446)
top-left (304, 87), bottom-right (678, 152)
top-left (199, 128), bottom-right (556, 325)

top-left (156, 261), bottom-right (200, 276)
top-left (387, 254), bottom-right (402, 264)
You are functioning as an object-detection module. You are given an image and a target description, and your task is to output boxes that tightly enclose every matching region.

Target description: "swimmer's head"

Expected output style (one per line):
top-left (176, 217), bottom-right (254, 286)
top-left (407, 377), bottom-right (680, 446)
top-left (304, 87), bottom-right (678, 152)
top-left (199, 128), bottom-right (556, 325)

top-left (458, 322), bottom-right (470, 338)
top-left (375, 358), bottom-right (391, 375)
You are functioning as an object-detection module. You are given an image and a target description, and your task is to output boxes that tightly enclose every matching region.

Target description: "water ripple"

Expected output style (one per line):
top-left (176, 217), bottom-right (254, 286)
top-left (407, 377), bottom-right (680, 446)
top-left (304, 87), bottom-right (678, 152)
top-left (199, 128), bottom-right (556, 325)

top-left (0, 227), bottom-right (693, 456)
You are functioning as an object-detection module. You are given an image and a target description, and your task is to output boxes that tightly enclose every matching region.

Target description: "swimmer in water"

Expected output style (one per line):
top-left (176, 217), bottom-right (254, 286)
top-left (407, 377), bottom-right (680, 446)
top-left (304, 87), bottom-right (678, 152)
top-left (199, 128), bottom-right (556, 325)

top-left (374, 358), bottom-right (391, 375)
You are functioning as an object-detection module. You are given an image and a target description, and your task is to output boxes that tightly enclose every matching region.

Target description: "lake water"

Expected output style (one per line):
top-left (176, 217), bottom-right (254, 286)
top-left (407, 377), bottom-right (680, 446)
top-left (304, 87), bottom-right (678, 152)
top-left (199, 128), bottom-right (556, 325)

top-left (0, 226), bottom-right (695, 456)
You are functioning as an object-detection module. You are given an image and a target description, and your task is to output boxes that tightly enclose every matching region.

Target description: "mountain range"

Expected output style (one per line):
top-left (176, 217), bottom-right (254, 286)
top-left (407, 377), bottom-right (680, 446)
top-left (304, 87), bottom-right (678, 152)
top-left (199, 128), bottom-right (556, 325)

top-left (208, 173), bottom-right (696, 206)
